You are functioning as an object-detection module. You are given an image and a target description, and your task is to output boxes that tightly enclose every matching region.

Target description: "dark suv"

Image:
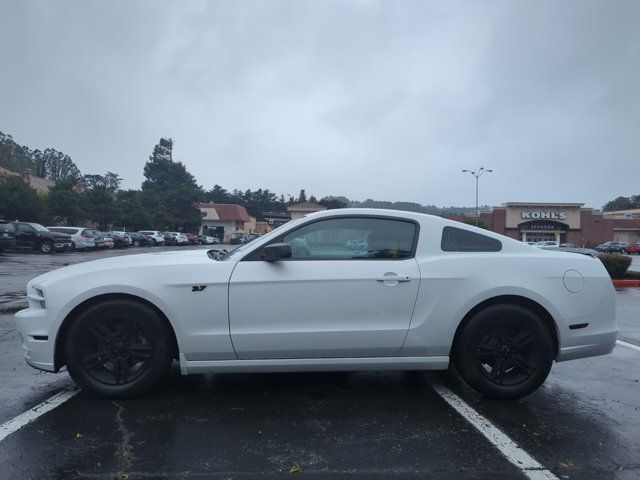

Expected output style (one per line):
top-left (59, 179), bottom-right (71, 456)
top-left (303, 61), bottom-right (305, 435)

top-left (12, 222), bottom-right (73, 253)
top-left (0, 221), bottom-right (17, 253)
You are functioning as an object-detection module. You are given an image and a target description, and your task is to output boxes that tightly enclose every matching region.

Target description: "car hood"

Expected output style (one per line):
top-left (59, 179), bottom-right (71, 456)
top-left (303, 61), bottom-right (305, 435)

top-left (30, 248), bottom-right (221, 288)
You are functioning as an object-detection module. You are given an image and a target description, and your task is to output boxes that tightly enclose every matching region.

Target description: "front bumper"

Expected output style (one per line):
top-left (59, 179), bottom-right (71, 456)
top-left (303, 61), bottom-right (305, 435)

top-left (14, 307), bottom-right (57, 372)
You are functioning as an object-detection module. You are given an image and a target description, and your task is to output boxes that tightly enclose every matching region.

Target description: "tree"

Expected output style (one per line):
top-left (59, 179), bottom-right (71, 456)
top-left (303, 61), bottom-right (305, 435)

top-left (319, 197), bottom-right (348, 210)
top-left (309, 195), bottom-right (318, 203)
top-left (602, 195), bottom-right (640, 211)
top-left (142, 138), bottom-right (203, 230)
top-left (46, 180), bottom-right (84, 225)
top-left (82, 172), bottom-right (122, 192)
top-left (83, 186), bottom-right (117, 230)
top-left (42, 148), bottom-right (81, 182)
top-left (114, 190), bottom-right (154, 231)
top-left (297, 189), bottom-right (307, 203)
top-left (0, 177), bottom-right (48, 223)
top-left (0, 132), bottom-right (34, 174)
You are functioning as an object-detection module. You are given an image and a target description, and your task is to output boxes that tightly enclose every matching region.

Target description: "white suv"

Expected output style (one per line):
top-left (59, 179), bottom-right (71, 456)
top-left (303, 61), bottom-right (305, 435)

top-left (138, 231), bottom-right (165, 246)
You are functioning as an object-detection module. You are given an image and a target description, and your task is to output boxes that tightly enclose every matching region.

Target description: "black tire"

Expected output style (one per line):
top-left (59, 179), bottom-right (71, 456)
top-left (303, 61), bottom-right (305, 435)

top-left (64, 299), bottom-right (174, 398)
top-left (133, 240), bottom-right (140, 247)
top-left (39, 240), bottom-right (54, 254)
top-left (454, 304), bottom-right (554, 399)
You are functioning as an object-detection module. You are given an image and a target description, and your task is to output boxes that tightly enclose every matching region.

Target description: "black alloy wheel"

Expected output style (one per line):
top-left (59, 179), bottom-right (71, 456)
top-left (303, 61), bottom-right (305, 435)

top-left (65, 299), bottom-right (174, 398)
top-left (455, 304), bottom-right (554, 399)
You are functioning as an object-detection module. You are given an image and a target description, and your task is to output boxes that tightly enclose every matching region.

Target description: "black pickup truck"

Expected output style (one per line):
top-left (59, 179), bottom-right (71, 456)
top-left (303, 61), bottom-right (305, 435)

top-left (11, 221), bottom-right (73, 253)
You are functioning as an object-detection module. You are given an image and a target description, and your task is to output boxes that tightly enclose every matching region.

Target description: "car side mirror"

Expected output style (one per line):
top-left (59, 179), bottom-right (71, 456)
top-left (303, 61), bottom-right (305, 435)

top-left (261, 243), bottom-right (292, 262)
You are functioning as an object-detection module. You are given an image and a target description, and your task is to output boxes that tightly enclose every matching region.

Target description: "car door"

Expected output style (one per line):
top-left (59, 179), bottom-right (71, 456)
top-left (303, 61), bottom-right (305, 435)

top-left (14, 223), bottom-right (36, 248)
top-left (228, 216), bottom-right (421, 359)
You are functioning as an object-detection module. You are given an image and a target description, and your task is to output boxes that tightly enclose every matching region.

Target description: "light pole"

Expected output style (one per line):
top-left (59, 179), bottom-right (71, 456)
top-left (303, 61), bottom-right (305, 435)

top-left (462, 167), bottom-right (493, 227)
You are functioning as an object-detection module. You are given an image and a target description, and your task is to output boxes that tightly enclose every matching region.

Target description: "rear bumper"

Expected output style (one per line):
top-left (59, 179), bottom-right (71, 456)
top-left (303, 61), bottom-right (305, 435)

top-left (557, 328), bottom-right (618, 361)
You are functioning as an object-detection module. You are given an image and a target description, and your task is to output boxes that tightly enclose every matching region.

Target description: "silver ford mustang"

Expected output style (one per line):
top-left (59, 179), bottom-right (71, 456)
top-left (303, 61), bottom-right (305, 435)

top-left (15, 209), bottom-right (617, 399)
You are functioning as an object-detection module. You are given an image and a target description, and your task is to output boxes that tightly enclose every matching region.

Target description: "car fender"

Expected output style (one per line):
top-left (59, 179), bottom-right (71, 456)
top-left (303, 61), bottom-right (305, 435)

top-left (52, 284), bottom-right (184, 352)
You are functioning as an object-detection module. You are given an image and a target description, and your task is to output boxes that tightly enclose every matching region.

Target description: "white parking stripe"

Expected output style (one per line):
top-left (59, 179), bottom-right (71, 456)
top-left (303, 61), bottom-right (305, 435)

top-left (617, 340), bottom-right (640, 352)
top-left (0, 389), bottom-right (78, 442)
top-left (428, 378), bottom-right (559, 480)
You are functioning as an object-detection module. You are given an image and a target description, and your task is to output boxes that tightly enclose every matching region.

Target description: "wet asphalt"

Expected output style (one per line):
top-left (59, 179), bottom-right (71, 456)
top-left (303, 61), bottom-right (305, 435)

top-left (0, 248), bottom-right (639, 479)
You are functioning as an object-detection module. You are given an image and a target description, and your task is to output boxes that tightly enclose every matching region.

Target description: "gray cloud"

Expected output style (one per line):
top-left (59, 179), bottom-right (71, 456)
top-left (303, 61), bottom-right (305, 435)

top-left (1, 0), bottom-right (638, 208)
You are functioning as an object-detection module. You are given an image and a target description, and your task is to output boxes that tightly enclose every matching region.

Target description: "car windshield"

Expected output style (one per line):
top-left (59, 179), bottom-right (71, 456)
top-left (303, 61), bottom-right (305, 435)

top-left (220, 217), bottom-right (307, 261)
top-left (27, 223), bottom-right (49, 232)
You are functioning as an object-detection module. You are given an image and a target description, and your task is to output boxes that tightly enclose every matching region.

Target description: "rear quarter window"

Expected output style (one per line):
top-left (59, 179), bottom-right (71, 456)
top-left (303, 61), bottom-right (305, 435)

top-left (441, 226), bottom-right (502, 252)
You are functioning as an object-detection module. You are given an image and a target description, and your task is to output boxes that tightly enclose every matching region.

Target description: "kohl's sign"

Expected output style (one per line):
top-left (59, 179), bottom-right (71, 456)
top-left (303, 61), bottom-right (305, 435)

top-left (521, 211), bottom-right (567, 220)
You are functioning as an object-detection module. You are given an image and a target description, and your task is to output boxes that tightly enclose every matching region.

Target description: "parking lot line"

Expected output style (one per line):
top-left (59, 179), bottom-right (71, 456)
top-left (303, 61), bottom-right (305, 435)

top-left (428, 378), bottom-right (559, 480)
top-left (617, 339), bottom-right (640, 352)
top-left (0, 389), bottom-right (77, 442)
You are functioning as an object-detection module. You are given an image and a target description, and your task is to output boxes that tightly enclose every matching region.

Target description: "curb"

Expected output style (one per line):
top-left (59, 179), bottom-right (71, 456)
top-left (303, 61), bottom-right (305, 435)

top-left (612, 279), bottom-right (640, 288)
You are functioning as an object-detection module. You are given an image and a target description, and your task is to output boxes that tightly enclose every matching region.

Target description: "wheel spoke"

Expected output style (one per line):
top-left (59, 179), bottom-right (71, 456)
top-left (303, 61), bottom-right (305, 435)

top-left (113, 357), bottom-right (131, 384)
top-left (90, 324), bottom-right (113, 343)
top-left (477, 343), bottom-right (498, 360)
top-left (511, 331), bottom-right (535, 351)
top-left (82, 349), bottom-right (111, 370)
top-left (120, 319), bottom-right (139, 343)
top-left (490, 357), bottom-right (506, 384)
top-left (127, 344), bottom-right (152, 361)
top-left (496, 321), bottom-right (510, 343)
top-left (511, 354), bottom-right (535, 376)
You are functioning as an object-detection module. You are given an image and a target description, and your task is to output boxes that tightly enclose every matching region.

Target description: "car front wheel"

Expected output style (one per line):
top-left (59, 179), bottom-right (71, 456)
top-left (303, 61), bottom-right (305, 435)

top-left (39, 240), bottom-right (53, 254)
top-left (64, 299), bottom-right (174, 398)
top-left (455, 304), bottom-right (554, 399)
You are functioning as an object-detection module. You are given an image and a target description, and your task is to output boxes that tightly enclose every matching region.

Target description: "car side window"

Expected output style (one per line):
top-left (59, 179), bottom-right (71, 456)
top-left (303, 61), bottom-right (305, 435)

top-left (16, 224), bottom-right (33, 233)
top-left (260, 217), bottom-right (417, 260)
top-left (441, 226), bottom-right (502, 252)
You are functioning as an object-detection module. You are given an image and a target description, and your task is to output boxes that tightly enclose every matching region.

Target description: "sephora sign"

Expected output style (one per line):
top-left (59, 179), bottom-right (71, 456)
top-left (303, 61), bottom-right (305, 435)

top-left (521, 211), bottom-right (567, 220)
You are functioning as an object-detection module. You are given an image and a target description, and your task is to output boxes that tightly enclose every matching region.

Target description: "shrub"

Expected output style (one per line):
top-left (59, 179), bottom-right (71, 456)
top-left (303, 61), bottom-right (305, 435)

top-left (623, 270), bottom-right (640, 280)
top-left (598, 253), bottom-right (632, 278)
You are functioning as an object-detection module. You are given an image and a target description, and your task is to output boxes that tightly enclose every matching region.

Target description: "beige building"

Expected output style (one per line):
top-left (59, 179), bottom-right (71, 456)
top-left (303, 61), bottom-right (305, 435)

top-left (287, 202), bottom-right (327, 220)
top-left (196, 203), bottom-right (252, 242)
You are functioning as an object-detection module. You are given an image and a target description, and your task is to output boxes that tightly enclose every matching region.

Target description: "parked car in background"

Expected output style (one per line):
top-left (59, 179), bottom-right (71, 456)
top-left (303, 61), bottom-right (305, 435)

top-left (197, 234), bottom-right (213, 245)
top-left (166, 232), bottom-right (188, 245)
top-left (594, 241), bottom-right (628, 253)
top-left (90, 230), bottom-right (106, 249)
top-left (560, 243), bottom-right (577, 248)
top-left (345, 239), bottom-right (368, 250)
top-left (138, 231), bottom-right (165, 246)
top-left (0, 220), bottom-right (17, 253)
top-left (101, 232), bottom-right (114, 249)
top-left (625, 242), bottom-right (640, 254)
top-left (536, 241), bottom-right (559, 248)
top-left (46, 227), bottom-right (96, 251)
top-left (11, 222), bottom-right (72, 253)
top-left (111, 231), bottom-right (131, 248)
top-left (186, 233), bottom-right (198, 245)
top-left (130, 232), bottom-right (154, 247)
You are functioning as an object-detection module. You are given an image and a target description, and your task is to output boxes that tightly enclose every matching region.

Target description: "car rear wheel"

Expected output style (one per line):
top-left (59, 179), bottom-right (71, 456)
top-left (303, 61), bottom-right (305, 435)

top-left (65, 299), bottom-right (174, 398)
top-left (455, 304), bottom-right (554, 399)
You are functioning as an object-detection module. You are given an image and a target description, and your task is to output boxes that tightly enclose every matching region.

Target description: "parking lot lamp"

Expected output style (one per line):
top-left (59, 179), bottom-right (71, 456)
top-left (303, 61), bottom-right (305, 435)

top-left (462, 167), bottom-right (493, 227)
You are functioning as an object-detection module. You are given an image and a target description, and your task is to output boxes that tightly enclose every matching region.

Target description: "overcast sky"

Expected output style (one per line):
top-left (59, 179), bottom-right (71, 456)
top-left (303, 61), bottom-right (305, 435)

top-left (1, 1), bottom-right (638, 208)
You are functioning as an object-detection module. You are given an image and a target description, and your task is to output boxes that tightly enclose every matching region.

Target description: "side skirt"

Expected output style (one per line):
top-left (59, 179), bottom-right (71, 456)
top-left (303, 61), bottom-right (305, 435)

top-left (178, 354), bottom-right (449, 375)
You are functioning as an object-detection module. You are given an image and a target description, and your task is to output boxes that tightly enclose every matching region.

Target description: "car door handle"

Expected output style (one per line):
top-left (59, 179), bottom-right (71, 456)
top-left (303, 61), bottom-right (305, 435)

top-left (376, 275), bottom-right (411, 282)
